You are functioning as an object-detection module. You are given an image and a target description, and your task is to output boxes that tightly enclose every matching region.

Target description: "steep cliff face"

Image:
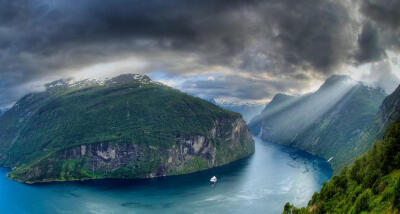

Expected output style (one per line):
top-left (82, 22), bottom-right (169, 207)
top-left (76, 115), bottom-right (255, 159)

top-left (0, 74), bottom-right (254, 183)
top-left (9, 117), bottom-right (253, 183)
top-left (249, 75), bottom-right (387, 173)
top-left (345, 84), bottom-right (400, 169)
top-left (379, 85), bottom-right (400, 126)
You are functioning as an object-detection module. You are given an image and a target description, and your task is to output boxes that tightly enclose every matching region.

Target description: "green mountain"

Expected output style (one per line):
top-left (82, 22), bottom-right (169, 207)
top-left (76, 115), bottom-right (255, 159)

top-left (283, 123), bottom-right (400, 214)
top-left (335, 83), bottom-right (400, 172)
top-left (282, 88), bottom-right (400, 214)
top-left (283, 84), bottom-right (400, 214)
top-left (249, 75), bottom-right (387, 173)
top-left (0, 74), bottom-right (254, 184)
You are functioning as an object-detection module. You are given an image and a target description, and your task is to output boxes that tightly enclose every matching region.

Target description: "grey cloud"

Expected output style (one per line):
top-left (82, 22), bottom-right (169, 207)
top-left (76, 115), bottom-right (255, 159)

top-left (363, 61), bottom-right (400, 94)
top-left (0, 0), bottom-right (398, 108)
top-left (360, 0), bottom-right (400, 28)
top-left (264, 0), bottom-right (356, 72)
top-left (359, 0), bottom-right (400, 52)
top-left (0, 0), bottom-right (359, 72)
top-left (181, 75), bottom-right (309, 100)
top-left (355, 22), bottom-right (386, 64)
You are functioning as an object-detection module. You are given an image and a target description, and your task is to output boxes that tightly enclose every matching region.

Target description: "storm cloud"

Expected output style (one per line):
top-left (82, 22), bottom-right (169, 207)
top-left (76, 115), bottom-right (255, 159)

top-left (355, 22), bottom-right (386, 64)
top-left (181, 75), bottom-right (310, 100)
top-left (0, 0), bottom-right (399, 108)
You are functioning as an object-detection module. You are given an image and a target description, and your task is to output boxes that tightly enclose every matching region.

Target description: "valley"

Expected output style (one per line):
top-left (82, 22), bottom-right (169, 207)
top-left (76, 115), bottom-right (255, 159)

top-left (249, 75), bottom-right (387, 173)
top-left (0, 137), bottom-right (331, 214)
top-left (1, 0), bottom-right (400, 213)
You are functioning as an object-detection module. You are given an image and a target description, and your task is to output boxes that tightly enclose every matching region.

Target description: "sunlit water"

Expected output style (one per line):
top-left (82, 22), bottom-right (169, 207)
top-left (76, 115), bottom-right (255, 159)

top-left (0, 137), bottom-right (331, 214)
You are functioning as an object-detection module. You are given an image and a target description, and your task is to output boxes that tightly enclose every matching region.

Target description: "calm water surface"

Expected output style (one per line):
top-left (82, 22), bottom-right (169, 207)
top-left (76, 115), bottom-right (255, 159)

top-left (0, 137), bottom-right (331, 214)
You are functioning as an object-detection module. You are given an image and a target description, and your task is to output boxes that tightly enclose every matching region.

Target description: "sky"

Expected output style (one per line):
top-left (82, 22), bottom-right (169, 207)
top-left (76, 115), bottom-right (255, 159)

top-left (0, 0), bottom-right (400, 109)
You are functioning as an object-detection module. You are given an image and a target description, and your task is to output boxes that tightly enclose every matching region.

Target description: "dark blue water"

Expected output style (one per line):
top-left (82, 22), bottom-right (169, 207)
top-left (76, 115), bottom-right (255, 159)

top-left (0, 137), bottom-right (331, 214)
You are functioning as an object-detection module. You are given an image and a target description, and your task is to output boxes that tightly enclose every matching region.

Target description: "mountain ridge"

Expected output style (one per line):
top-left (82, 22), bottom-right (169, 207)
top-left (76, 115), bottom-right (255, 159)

top-left (0, 73), bottom-right (255, 184)
top-left (249, 75), bottom-right (387, 172)
top-left (283, 85), bottom-right (400, 213)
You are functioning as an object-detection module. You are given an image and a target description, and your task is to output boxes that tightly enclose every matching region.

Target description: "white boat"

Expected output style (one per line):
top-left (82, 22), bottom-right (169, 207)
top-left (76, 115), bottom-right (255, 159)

top-left (327, 157), bottom-right (334, 162)
top-left (210, 176), bottom-right (217, 183)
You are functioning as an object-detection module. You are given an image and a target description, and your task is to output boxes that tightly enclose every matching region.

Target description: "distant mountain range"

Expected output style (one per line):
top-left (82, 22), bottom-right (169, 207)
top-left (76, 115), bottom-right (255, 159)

top-left (249, 75), bottom-right (387, 173)
top-left (0, 74), bottom-right (254, 184)
top-left (198, 96), bottom-right (264, 123)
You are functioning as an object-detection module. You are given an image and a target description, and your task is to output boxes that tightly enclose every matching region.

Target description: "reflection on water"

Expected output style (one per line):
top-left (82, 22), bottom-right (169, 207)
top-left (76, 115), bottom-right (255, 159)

top-left (0, 137), bottom-right (332, 214)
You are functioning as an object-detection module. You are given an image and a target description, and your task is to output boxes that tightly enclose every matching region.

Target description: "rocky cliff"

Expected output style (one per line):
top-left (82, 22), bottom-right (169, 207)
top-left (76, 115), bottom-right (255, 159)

top-left (346, 84), bottom-right (400, 167)
top-left (0, 74), bottom-right (254, 183)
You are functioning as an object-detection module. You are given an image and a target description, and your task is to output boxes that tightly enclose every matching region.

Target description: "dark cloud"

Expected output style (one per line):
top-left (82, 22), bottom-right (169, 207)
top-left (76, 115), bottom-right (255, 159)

top-left (0, 0), bottom-right (398, 107)
top-left (360, 0), bottom-right (400, 29)
top-left (355, 22), bottom-right (386, 64)
top-left (263, 0), bottom-right (355, 72)
top-left (359, 0), bottom-right (400, 52)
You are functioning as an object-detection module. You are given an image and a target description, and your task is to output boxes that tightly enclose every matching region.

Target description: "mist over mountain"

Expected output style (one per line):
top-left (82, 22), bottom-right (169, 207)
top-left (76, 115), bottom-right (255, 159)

top-left (198, 96), bottom-right (264, 123)
top-left (195, 96), bottom-right (265, 123)
top-left (218, 103), bottom-right (264, 123)
top-left (249, 75), bottom-right (387, 172)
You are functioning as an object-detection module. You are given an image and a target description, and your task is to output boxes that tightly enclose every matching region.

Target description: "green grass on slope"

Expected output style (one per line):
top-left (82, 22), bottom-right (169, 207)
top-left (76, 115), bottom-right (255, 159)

top-left (283, 122), bottom-right (400, 214)
top-left (0, 80), bottom-right (239, 167)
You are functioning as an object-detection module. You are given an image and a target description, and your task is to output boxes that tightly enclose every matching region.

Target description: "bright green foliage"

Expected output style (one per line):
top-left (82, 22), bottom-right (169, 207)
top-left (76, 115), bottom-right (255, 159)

top-left (0, 75), bottom-right (237, 165)
top-left (181, 157), bottom-right (209, 174)
top-left (283, 122), bottom-right (400, 214)
top-left (0, 74), bottom-right (252, 182)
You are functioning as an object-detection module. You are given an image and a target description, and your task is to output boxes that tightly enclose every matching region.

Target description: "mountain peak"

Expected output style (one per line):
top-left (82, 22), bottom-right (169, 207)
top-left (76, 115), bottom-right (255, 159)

top-left (326, 74), bottom-right (352, 81)
top-left (318, 75), bottom-right (356, 91)
top-left (45, 78), bottom-right (73, 88)
top-left (324, 74), bottom-right (353, 85)
top-left (44, 73), bottom-right (155, 91)
top-left (105, 73), bottom-right (152, 86)
top-left (271, 93), bottom-right (294, 102)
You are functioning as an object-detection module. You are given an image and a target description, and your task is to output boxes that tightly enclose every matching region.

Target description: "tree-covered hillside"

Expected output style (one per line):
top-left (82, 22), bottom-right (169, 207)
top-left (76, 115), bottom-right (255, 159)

top-left (283, 122), bottom-right (400, 214)
top-left (0, 74), bottom-right (254, 183)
